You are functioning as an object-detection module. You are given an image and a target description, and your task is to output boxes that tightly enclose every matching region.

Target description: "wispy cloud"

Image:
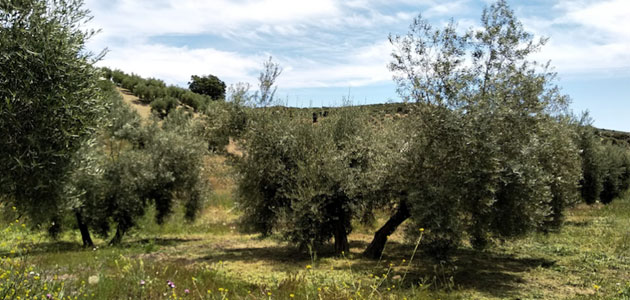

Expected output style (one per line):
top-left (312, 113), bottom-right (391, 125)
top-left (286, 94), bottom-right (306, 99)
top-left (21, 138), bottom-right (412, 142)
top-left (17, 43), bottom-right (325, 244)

top-left (85, 0), bottom-right (630, 90)
top-left (525, 0), bottom-right (630, 77)
top-left (85, 0), bottom-right (449, 88)
top-left (95, 44), bottom-right (262, 86)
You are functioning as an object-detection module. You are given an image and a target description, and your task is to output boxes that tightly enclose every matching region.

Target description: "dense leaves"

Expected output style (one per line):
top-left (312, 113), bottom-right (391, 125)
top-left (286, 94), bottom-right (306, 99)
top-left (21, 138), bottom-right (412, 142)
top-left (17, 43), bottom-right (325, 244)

top-left (385, 0), bottom-right (581, 256)
top-left (0, 0), bottom-right (103, 229)
top-left (237, 107), bottom-right (385, 253)
top-left (65, 86), bottom-right (209, 245)
top-left (189, 74), bottom-right (226, 100)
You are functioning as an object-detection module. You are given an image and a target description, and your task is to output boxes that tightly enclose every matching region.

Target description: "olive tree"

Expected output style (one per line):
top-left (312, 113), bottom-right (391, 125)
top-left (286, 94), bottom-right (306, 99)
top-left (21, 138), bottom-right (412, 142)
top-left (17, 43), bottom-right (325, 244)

top-left (365, 0), bottom-right (579, 258)
top-left (577, 116), bottom-right (604, 204)
top-left (65, 87), bottom-right (208, 246)
top-left (0, 0), bottom-right (103, 234)
top-left (237, 107), bottom-right (383, 254)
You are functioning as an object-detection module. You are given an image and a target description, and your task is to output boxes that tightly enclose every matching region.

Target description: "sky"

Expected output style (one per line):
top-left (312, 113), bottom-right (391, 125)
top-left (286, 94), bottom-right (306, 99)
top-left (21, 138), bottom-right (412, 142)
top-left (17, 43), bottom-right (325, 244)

top-left (84, 0), bottom-right (630, 131)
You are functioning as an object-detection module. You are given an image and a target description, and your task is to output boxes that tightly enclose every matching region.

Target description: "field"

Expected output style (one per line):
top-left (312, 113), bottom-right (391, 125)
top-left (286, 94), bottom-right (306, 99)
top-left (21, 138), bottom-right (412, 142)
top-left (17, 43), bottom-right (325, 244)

top-left (2, 141), bottom-right (630, 300)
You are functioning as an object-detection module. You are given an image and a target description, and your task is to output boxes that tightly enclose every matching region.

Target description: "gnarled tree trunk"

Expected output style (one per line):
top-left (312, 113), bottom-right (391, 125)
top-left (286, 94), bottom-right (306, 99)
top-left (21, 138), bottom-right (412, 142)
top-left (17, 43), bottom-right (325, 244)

top-left (333, 218), bottom-right (349, 254)
top-left (109, 225), bottom-right (126, 246)
top-left (75, 211), bottom-right (94, 248)
top-left (363, 201), bottom-right (410, 259)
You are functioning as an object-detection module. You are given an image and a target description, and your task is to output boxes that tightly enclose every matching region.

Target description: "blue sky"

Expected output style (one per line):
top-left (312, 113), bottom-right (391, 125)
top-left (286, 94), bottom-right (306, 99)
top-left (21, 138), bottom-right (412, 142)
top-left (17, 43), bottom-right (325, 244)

top-left (84, 0), bottom-right (629, 131)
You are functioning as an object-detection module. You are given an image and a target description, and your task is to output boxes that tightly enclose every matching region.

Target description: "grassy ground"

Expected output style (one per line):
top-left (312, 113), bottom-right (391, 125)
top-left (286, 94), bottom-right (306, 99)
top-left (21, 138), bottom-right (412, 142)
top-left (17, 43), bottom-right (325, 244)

top-left (1, 151), bottom-right (630, 300)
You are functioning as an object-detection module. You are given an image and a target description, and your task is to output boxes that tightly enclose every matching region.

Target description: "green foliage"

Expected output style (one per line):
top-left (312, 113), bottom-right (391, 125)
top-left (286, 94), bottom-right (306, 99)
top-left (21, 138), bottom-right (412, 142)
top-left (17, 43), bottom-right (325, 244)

top-left (388, 0), bottom-right (579, 256)
top-left (599, 143), bottom-right (630, 204)
top-left (578, 119), bottom-right (604, 204)
top-left (150, 96), bottom-right (178, 118)
top-left (576, 114), bottom-right (630, 205)
top-left (537, 116), bottom-right (582, 228)
top-left (237, 107), bottom-right (384, 253)
top-left (133, 82), bottom-right (167, 104)
top-left (120, 74), bottom-right (143, 91)
top-left (180, 90), bottom-right (212, 111)
top-left (189, 74), bottom-right (226, 100)
top-left (63, 85), bottom-right (209, 244)
top-left (201, 83), bottom-right (252, 152)
top-left (111, 69), bottom-right (127, 85)
top-left (0, 0), bottom-right (103, 229)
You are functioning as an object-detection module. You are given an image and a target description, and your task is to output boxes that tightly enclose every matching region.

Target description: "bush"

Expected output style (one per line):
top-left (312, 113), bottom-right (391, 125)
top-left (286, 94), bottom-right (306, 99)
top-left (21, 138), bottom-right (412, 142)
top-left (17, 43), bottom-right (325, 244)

top-left (111, 69), bottom-right (127, 85)
top-left (180, 90), bottom-right (211, 111)
top-left (600, 143), bottom-right (630, 204)
top-left (121, 74), bottom-right (142, 91)
top-left (150, 96), bottom-right (179, 118)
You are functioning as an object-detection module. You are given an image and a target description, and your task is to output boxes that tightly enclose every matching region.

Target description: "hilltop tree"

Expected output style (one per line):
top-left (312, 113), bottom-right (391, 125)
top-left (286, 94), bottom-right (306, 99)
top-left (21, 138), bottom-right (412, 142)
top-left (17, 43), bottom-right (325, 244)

top-left (189, 74), bottom-right (226, 100)
top-left (0, 0), bottom-right (103, 234)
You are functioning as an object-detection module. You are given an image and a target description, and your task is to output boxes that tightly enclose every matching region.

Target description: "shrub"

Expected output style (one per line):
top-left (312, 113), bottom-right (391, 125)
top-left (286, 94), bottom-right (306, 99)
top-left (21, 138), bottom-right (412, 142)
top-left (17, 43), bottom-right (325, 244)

top-left (111, 69), bottom-right (127, 85)
top-left (600, 143), bottom-right (630, 204)
top-left (150, 96), bottom-right (179, 118)
top-left (121, 74), bottom-right (142, 91)
top-left (180, 90), bottom-right (211, 111)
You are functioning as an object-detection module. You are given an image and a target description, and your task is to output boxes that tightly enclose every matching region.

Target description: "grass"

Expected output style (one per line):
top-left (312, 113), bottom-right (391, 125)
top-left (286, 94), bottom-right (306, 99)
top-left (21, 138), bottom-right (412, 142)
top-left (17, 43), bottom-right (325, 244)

top-left (2, 156), bottom-right (630, 299)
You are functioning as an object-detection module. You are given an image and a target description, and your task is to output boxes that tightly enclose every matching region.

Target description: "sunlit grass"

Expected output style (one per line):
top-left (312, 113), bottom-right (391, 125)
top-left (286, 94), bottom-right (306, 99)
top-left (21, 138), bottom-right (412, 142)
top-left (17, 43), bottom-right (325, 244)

top-left (2, 191), bottom-right (630, 299)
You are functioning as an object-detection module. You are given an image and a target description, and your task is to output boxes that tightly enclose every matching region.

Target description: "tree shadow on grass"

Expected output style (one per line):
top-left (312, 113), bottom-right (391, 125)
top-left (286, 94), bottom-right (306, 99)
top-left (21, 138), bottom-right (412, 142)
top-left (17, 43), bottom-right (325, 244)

top-left (119, 88), bottom-right (149, 106)
top-left (351, 242), bottom-right (556, 299)
top-left (194, 240), bottom-right (371, 265)
top-left (0, 237), bottom-right (200, 258)
top-left (118, 237), bottom-right (201, 248)
top-left (177, 236), bottom-right (553, 299)
top-left (0, 241), bottom-right (83, 258)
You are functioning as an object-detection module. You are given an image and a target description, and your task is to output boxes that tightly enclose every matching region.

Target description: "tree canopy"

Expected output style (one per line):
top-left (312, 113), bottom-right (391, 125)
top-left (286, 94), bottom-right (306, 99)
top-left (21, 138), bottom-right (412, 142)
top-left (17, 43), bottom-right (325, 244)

top-left (0, 0), bottom-right (103, 231)
top-left (188, 74), bottom-right (226, 100)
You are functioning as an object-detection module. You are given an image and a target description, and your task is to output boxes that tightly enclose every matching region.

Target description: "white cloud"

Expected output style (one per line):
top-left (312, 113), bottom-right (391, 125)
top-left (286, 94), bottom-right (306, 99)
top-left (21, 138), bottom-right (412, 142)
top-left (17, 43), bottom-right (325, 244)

top-left (278, 41), bottom-right (393, 88)
top-left (85, 0), bottom-right (443, 89)
top-left (525, 0), bottom-right (630, 77)
top-left (93, 40), bottom-right (394, 90)
top-left (86, 0), bottom-right (340, 38)
top-left (95, 44), bottom-right (262, 86)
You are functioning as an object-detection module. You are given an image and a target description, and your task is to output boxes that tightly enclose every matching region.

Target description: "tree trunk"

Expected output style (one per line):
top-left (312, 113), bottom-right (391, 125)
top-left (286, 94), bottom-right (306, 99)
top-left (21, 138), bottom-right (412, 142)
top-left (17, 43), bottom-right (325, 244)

top-left (363, 201), bottom-right (410, 259)
top-left (109, 225), bottom-right (125, 246)
top-left (75, 211), bottom-right (94, 248)
top-left (333, 219), bottom-right (349, 255)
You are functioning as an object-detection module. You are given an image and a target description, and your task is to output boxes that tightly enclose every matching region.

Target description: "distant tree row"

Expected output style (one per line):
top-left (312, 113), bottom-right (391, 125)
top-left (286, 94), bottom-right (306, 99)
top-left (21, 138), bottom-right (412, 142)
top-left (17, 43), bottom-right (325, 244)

top-left (101, 68), bottom-right (225, 116)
